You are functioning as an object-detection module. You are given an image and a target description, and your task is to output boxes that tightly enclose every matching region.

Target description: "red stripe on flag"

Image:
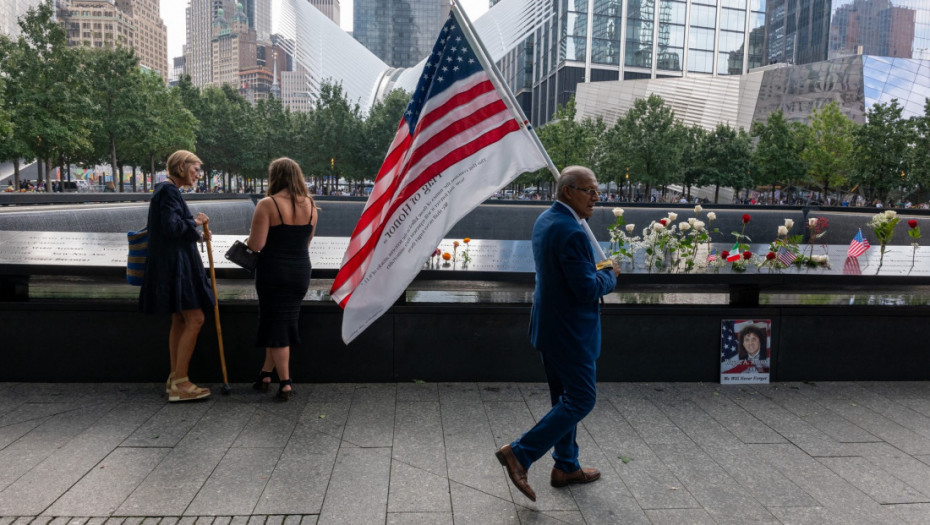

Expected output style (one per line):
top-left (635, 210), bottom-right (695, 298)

top-left (416, 80), bottom-right (495, 132)
top-left (331, 117), bottom-right (520, 299)
top-left (331, 101), bottom-right (511, 295)
top-left (406, 100), bottom-right (508, 169)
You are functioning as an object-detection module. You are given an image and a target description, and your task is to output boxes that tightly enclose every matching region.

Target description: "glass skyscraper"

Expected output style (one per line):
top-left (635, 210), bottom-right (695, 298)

top-left (530, 0), bottom-right (767, 125)
top-left (353, 0), bottom-right (450, 68)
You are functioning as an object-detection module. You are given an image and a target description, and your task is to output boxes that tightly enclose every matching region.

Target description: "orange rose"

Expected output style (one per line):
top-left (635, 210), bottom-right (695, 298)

top-left (442, 252), bottom-right (451, 260)
top-left (463, 237), bottom-right (471, 243)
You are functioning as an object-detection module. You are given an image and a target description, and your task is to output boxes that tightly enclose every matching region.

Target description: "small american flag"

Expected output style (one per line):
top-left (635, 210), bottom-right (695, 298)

top-left (706, 248), bottom-right (717, 262)
top-left (776, 246), bottom-right (797, 266)
top-left (843, 256), bottom-right (861, 275)
top-left (848, 228), bottom-right (870, 257)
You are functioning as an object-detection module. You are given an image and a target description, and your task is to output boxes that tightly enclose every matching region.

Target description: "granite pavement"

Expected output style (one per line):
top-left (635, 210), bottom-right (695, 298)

top-left (2, 381), bottom-right (930, 524)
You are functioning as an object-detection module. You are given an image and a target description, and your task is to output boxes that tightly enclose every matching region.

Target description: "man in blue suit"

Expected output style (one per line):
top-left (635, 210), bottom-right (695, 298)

top-left (495, 165), bottom-right (619, 501)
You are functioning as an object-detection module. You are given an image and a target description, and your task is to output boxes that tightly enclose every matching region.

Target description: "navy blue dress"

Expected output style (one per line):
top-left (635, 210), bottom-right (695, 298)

top-left (254, 198), bottom-right (313, 348)
top-left (139, 182), bottom-right (215, 314)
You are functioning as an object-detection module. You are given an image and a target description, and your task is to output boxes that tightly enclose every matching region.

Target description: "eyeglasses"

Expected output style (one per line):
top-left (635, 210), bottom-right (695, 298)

top-left (569, 185), bottom-right (600, 197)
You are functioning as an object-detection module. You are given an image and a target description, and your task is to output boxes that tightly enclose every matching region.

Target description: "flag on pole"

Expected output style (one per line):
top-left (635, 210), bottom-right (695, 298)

top-left (330, 8), bottom-right (549, 344)
top-left (726, 242), bottom-right (742, 262)
top-left (847, 228), bottom-right (870, 257)
top-left (776, 246), bottom-right (797, 266)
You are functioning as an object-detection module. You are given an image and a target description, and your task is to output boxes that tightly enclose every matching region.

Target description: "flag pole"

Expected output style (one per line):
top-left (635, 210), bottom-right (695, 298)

top-left (451, 1), bottom-right (608, 261)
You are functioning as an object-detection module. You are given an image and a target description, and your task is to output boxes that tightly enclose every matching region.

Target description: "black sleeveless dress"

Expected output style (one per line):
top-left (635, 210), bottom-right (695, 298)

top-left (254, 198), bottom-right (314, 348)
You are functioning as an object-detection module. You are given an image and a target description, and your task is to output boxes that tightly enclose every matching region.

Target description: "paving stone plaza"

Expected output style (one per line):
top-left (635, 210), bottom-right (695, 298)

top-left (2, 381), bottom-right (930, 524)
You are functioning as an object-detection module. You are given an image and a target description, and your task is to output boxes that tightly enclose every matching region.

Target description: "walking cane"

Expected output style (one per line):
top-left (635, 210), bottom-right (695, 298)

top-left (203, 221), bottom-right (232, 395)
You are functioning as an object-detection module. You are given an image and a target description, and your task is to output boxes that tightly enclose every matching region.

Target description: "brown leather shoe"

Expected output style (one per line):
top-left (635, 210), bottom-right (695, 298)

top-left (495, 444), bottom-right (536, 502)
top-left (550, 467), bottom-right (601, 487)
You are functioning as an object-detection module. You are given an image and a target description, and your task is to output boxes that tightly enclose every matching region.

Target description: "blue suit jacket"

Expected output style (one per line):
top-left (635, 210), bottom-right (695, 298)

top-left (528, 202), bottom-right (617, 363)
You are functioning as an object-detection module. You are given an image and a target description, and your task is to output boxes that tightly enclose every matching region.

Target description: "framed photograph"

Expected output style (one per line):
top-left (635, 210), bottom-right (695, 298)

top-left (720, 319), bottom-right (772, 384)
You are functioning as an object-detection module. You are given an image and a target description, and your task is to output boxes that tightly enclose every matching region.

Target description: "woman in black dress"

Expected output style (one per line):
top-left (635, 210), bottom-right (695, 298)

top-left (247, 158), bottom-right (317, 400)
top-left (140, 150), bottom-right (214, 402)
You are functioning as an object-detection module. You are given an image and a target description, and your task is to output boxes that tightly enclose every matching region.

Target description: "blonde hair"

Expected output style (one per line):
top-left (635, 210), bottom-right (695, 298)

top-left (267, 157), bottom-right (314, 213)
top-left (166, 150), bottom-right (202, 179)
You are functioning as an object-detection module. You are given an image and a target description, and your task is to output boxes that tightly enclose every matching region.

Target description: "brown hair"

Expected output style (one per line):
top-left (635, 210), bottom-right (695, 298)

top-left (737, 324), bottom-right (768, 360)
top-left (266, 157), bottom-right (314, 214)
top-left (166, 150), bottom-right (202, 180)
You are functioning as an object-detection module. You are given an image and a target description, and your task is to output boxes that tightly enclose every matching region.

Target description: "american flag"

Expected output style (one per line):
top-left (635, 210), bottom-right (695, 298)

top-left (706, 248), bottom-right (717, 262)
top-left (847, 228), bottom-right (870, 257)
top-left (776, 246), bottom-right (797, 266)
top-left (721, 320), bottom-right (739, 361)
top-left (330, 8), bottom-right (548, 343)
top-left (843, 256), bottom-right (861, 275)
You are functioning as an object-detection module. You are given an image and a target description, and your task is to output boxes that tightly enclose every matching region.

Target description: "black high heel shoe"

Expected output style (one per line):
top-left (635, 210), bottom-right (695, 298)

top-left (275, 379), bottom-right (294, 402)
top-left (253, 370), bottom-right (273, 392)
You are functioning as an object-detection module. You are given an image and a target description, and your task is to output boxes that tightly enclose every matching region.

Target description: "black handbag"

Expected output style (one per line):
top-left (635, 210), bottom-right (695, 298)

top-left (225, 240), bottom-right (258, 271)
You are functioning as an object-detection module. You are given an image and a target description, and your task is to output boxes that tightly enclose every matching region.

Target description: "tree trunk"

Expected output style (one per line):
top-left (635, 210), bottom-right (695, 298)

top-left (13, 158), bottom-right (20, 187)
top-left (148, 153), bottom-right (155, 193)
top-left (118, 164), bottom-right (125, 192)
top-left (109, 134), bottom-right (119, 192)
top-left (131, 165), bottom-right (137, 193)
top-left (714, 184), bottom-right (720, 204)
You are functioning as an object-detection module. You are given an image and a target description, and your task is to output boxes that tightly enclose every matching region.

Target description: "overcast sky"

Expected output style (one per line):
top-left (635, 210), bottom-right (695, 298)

top-left (159, 0), bottom-right (491, 60)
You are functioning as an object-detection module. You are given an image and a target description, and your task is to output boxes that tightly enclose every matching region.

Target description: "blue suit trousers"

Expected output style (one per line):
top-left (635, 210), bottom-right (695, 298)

top-left (510, 353), bottom-right (597, 473)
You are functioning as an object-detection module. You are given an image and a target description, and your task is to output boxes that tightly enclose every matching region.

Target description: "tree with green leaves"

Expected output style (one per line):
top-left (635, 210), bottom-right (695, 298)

top-left (534, 98), bottom-right (602, 196)
top-left (604, 94), bottom-right (684, 200)
top-left (906, 99), bottom-right (930, 205)
top-left (359, 88), bottom-right (409, 185)
top-left (751, 110), bottom-right (807, 203)
top-left (678, 124), bottom-right (708, 200)
top-left (85, 46), bottom-right (145, 191)
top-left (4, 1), bottom-right (93, 189)
top-left (308, 82), bottom-right (364, 193)
top-left (800, 101), bottom-right (856, 203)
top-left (698, 123), bottom-right (752, 203)
top-left (851, 99), bottom-right (914, 205)
top-left (128, 72), bottom-right (198, 191)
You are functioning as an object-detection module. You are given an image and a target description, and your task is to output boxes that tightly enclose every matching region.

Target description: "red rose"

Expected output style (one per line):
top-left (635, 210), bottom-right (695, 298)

top-left (766, 251), bottom-right (776, 260)
top-left (659, 219), bottom-right (667, 226)
top-left (721, 250), bottom-right (730, 258)
top-left (742, 214), bottom-right (751, 224)
top-left (743, 251), bottom-right (752, 260)
top-left (909, 219), bottom-right (918, 229)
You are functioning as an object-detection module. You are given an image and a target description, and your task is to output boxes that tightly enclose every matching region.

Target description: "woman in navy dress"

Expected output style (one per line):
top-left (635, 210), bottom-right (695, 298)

top-left (247, 158), bottom-right (317, 401)
top-left (140, 150), bottom-right (214, 402)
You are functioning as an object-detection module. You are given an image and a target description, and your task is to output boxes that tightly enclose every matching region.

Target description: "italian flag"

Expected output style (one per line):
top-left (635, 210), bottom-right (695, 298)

top-left (726, 242), bottom-right (742, 262)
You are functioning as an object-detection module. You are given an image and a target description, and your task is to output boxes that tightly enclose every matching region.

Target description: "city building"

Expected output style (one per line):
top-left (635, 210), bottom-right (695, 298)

top-left (310, 0), bottom-right (339, 26)
top-left (115, 0), bottom-right (168, 79)
top-left (526, 0), bottom-right (768, 125)
top-left (55, 0), bottom-right (167, 80)
top-left (171, 54), bottom-right (186, 83)
top-left (57, 0), bottom-right (135, 50)
top-left (1, 0), bottom-right (44, 38)
top-left (352, 0), bottom-right (450, 67)
top-left (761, 0), bottom-right (832, 66)
top-left (575, 55), bottom-right (930, 131)
top-left (829, 0), bottom-right (929, 60)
